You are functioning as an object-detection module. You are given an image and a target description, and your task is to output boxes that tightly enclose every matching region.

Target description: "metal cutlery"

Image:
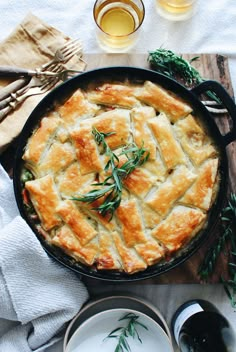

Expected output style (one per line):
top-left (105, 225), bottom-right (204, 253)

top-left (0, 62), bottom-right (83, 110)
top-left (0, 78), bottom-right (30, 102)
top-left (0, 76), bottom-right (44, 110)
top-left (0, 63), bottom-right (63, 109)
top-left (40, 38), bottom-right (84, 71)
top-left (0, 38), bottom-right (85, 108)
top-left (0, 66), bottom-right (57, 78)
top-left (0, 78), bottom-right (59, 122)
top-left (0, 66), bottom-right (83, 79)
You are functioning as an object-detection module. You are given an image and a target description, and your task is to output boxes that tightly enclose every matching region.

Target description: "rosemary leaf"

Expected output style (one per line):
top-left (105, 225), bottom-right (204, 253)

top-left (198, 193), bottom-right (236, 307)
top-left (104, 313), bottom-right (148, 352)
top-left (135, 321), bottom-right (149, 330)
top-left (72, 184), bottom-right (115, 203)
top-left (128, 322), bottom-right (135, 338)
top-left (136, 331), bottom-right (142, 344)
top-left (119, 313), bottom-right (139, 321)
top-left (148, 48), bottom-right (221, 104)
top-left (115, 344), bottom-right (123, 352)
top-left (73, 128), bottom-right (149, 219)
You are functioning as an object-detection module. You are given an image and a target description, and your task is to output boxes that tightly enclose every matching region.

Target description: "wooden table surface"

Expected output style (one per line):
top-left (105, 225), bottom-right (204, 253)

top-left (0, 53), bottom-right (235, 285)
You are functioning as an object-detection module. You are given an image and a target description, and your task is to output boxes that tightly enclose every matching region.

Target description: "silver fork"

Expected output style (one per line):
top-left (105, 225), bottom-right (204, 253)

top-left (0, 39), bottom-right (85, 104)
top-left (0, 79), bottom-right (58, 122)
top-left (40, 39), bottom-right (84, 71)
top-left (36, 67), bottom-right (83, 81)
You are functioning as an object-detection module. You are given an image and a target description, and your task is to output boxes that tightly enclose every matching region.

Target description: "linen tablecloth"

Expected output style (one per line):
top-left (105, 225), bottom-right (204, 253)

top-left (0, 1), bottom-right (235, 91)
top-left (0, 1), bottom-right (235, 351)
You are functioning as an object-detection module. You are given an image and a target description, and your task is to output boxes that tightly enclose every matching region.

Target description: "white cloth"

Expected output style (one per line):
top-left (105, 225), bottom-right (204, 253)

top-left (0, 1), bottom-right (236, 351)
top-left (0, 165), bottom-right (89, 351)
top-left (0, 1), bottom-right (235, 91)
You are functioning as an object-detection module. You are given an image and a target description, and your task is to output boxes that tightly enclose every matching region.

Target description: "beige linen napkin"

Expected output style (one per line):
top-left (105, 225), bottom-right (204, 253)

top-left (0, 12), bottom-right (85, 153)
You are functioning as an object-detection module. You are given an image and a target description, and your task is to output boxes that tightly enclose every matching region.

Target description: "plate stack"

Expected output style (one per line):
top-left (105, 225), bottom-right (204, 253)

top-left (63, 295), bottom-right (174, 352)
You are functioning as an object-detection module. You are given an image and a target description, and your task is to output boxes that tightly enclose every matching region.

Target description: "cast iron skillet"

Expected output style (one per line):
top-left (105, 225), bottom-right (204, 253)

top-left (13, 67), bottom-right (236, 282)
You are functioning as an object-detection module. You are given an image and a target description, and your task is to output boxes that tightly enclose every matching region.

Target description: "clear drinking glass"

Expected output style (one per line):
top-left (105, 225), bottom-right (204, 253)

top-left (156, 0), bottom-right (197, 21)
top-left (93, 0), bottom-right (145, 52)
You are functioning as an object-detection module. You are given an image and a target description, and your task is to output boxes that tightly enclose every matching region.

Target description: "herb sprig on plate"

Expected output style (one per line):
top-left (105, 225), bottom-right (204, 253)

top-left (104, 312), bottom-right (148, 352)
top-left (198, 193), bottom-right (236, 307)
top-left (148, 48), bottom-right (221, 103)
top-left (73, 128), bottom-right (149, 220)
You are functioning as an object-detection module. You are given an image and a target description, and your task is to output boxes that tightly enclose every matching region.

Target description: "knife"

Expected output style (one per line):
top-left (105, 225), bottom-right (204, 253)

top-left (0, 65), bottom-right (58, 78)
top-left (0, 65), bottom-right (60, 104)
top-left (0, 77), bottom-right (30, 102)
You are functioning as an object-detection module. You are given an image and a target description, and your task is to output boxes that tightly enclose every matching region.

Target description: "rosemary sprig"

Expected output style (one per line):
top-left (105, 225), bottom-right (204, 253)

top-left (73, 128), bottom-right (149, 219)
top-left (148, 48), bottom-right (221, 103)
top-left (198, 193), bottom-right (236, 307)
top-left (104, 312), bottom-right (148, 352)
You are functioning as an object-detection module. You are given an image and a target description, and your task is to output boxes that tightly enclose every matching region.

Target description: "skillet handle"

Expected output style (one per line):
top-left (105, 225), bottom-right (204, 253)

top-left (191, 80), bottom-right (236, 146)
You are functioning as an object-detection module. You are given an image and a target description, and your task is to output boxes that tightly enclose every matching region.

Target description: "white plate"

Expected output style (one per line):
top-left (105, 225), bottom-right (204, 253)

top-left (63, 294), bottom-right (173, 349)
top-left (65, 308), bottom-right (173, 352)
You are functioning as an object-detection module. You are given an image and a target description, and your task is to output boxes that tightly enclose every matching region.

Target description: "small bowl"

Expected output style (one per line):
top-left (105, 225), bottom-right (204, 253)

top-left (65, 308), bottom-right (174, 352)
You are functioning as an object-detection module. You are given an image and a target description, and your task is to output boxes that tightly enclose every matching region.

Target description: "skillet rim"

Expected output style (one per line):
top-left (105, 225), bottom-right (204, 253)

top-left (13, 66), bottom-right (228, 282)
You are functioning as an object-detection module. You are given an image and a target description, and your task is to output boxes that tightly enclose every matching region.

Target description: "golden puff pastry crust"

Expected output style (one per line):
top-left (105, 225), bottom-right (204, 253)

top-left (174, 114), bottom-right (218, 165)
top-left (58, 89), bottom-right (99, 126)
top-left (116, 199), bottom-right (146, 247)
top-left (37, 142), bottom-right (75, 177)
top-left (56, 200), bottom-right (98, 245)
top-left (96, 229), bottom-right (122, 270)
top-left (148, 113), bottom-right (187, 170)
top-left (21, 78), bottom-right (220, 275)
top-left (180, 158), bottom-right (219, 210)
top-left (134, 81), bottom-right (192, 122)
top-left (145, 165), bottom-right (197, 216)
top-left (25, 175), bottom-right (61, 231)
top-left (23, 116), bottom-right (60, 167)
top-left (52, 225), bottom-right (98, 266)
top-left (87, 83), bottom-right (140, 108)
top-left (131, 106), bottom-right (157, 160)
top-left (70, 125), bottom-right (103, 175)
top-left (80, 109), bottom-right (130, 150)
top-left (151, 206), bottom-right (206, 252)
top-left (57, 163), bottom-right (95, 197)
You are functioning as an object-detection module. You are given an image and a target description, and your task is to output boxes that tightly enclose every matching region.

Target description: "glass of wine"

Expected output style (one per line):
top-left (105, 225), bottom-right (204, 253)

top-left (156, 0), bottom-right (198, 21)
top-left (93, 0), bottom-right (145, 52)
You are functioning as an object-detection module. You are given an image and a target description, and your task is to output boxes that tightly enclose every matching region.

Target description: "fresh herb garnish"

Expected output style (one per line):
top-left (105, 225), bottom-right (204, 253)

top-left (198, 193), bottom-right (236, 307)
top-left (73, 128), bottom-right (149, 220)
top-left (104, 312), bottom-right (148, 352)
top-left (148, 48), bottom-right (221, 103)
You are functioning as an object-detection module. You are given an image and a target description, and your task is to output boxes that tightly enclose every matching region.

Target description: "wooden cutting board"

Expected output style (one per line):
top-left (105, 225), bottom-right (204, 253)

top-left (1, 53), bottom-right (235, 284)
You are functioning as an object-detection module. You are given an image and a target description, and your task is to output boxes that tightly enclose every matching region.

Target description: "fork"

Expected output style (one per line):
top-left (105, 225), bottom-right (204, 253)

top-left (0, 63), bottom-right (63, 110)
top-left (40, 39), bottom-right (84, 71)
top-left (0, 39), bottom-right (85, 104)
top-left (0, 60), bottom-right (74, 108)
top-left (0, 67), bottom-right (81, 111)
top-left (32, 66), bottom-right (83, 81)
top-left (0, 67), bottom-right (82, 110)
top-left (0, 79), bottom-right (58, 122)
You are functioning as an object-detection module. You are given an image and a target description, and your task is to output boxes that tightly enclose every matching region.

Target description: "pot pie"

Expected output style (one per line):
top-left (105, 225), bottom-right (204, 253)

top-left (21, 79), bottom-right (220, 274)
